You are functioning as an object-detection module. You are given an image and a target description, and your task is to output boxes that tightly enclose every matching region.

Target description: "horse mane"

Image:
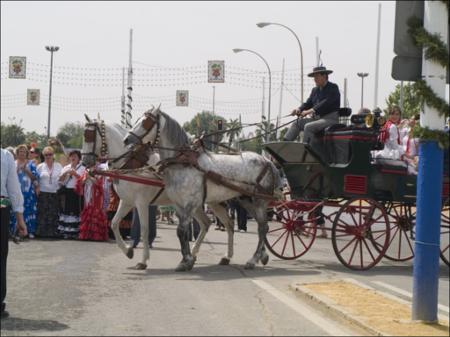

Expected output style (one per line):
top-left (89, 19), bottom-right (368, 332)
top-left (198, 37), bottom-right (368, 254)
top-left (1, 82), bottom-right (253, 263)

top-left (160, 110), bottom-right (190, 147)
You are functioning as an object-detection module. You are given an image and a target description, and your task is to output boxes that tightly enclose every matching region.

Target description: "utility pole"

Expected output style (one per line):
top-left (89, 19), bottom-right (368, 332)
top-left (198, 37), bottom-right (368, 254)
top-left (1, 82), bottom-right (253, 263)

top-left (374, 3), bottom-right (382, 108)
top-left (45, 45), bottom-right (59, 139)
top-left (261, 76), bottom-right (266, 132)
top-left (315, 37), bottom-right (320, 66)
top-left (412, 0), bottom-right (447, 322)
top-left (277, 58), bottom-right (285, 140)
top-left (121, 67), bottom-right (126, 127)
top-left (357, 72), bottom-right (369, 108)
top-left (126, 28), bottom-right (133, 129)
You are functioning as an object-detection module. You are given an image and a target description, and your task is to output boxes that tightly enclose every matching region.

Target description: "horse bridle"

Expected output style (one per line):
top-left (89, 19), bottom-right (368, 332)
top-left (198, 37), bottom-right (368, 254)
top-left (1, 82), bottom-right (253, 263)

top-left (82, 119), bottom-right (108, 161)
top-left (83, 119), bottom-right (153, 170)
top-left (126, 111), bottom-right (161, 148)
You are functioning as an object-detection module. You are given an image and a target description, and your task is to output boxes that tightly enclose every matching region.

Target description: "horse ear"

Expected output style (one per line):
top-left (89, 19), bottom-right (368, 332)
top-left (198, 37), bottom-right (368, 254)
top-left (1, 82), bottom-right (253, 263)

top-left (97, 113), bottom-right (101, 120)
top-left (155, 103), bottom-right (162, 114)
top-left (84, 114), bottom-right (92, 122)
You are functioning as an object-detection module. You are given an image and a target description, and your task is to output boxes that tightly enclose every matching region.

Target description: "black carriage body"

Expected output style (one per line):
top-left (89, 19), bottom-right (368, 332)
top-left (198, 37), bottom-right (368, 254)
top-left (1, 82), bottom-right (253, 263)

top-left (265, 128), bottom-right (419, 203)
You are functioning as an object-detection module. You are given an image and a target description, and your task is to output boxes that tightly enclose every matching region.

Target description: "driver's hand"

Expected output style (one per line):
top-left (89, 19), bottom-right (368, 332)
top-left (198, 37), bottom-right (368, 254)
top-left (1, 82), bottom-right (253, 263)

top-left (290, 108), bottom-right (301, 116)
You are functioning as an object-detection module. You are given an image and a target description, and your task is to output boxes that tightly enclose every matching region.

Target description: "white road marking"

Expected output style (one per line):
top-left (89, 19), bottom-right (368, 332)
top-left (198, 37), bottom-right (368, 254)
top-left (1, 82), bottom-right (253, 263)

top-left (251, 279), bottom-right (353, 336)
top-left (372, 280), bottom-right (449, 314)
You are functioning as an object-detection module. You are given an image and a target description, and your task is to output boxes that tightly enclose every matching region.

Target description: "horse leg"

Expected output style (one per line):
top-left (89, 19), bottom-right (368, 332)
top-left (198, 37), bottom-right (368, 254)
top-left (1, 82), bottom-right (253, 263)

top-left (134, 203), bottom-right (149, 270)
top-left (208, 203), bottom-right (234, 265)
top-left (191, 207), bottom-right (211, 261)
top-left (111, 201), bottom-right (134, 259)
top-left (174, 209), bottom-right (195, 272)
top-left (239, 199), bottom-right (269, 269)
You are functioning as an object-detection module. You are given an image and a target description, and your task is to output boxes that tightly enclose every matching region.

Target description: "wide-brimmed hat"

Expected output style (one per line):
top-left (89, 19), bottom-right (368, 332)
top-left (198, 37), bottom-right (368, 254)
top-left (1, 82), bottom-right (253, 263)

top-left (307, 66), bottom-right (333, 77)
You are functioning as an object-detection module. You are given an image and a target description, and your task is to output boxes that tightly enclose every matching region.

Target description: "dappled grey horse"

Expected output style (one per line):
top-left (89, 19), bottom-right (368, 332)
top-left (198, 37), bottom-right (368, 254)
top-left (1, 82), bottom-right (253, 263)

top-left (123, 106), bottom-right (282, 271)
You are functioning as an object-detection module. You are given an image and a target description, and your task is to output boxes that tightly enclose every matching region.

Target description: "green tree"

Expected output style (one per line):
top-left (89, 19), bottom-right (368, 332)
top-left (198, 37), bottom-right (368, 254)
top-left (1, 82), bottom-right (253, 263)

top-left (25, 131), bottom-right (48, 149)
top-left (385, 82), bottom-right (424, 118)
top-left (56, 122), bottom-right (84, 149)
top-left (183, 111), bottom-right (227, 151)
top-left (225, 118), bottom-right (242, 148)
top-left (0, 121), bottom-right (26, 147)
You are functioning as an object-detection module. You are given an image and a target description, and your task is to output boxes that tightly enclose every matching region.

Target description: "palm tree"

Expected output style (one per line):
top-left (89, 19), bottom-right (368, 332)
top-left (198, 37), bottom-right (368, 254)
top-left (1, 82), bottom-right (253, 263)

top-left (226, 118), bottom-right (242, 149)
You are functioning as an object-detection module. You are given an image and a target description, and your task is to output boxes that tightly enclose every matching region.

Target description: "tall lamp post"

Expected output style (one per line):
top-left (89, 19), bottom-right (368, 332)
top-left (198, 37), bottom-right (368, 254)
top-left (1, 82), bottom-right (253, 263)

top-left (256, 22), bottom-right (304, 104)
top-left (233, 48), bottom-right (272, 142)
top-left (45, 45), bottom-right (59, 139)
top-left (357, 72), bottom-right (369, 109)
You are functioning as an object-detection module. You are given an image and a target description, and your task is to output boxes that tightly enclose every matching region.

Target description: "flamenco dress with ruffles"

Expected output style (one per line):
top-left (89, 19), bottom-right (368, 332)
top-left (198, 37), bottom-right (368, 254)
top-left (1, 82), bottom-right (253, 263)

top-left (75, 172), bottom-right (108, 241)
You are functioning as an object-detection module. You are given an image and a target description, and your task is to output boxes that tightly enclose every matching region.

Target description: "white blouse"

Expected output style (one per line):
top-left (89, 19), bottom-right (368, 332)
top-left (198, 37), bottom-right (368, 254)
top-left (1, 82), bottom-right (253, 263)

top-left (373, 123), bottom-right (405, 161)
top-left (37, 161), bottom-right (63, 193)
top-left (59, 163), bottom-right (86, 189)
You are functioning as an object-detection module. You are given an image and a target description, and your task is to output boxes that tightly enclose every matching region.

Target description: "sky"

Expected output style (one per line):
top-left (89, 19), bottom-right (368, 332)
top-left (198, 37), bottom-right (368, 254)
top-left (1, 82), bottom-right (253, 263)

top-left (2, 1), bottom-right (405, 136)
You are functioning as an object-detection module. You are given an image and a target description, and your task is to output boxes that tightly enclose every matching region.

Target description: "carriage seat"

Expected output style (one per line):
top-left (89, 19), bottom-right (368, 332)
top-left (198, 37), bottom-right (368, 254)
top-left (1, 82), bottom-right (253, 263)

top-left (372, 158), bottom-right (408, 175)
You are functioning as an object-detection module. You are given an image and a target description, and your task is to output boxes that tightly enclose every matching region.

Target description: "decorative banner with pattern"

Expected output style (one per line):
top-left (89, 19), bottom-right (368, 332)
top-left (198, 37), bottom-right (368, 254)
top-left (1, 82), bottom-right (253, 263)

top-left (208, 60), bottom-right (225, 83)
top-left (27, 89), bottom-right (40, 105)
top-left (176, 90), bottom-right (189, 106)
top-left (9, 56), bottom-right (27, 79)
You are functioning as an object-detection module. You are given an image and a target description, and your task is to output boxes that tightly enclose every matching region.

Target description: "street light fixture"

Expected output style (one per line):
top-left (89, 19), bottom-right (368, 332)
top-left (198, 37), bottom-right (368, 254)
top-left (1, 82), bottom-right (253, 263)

top-left (233, 48), bottom-right (272, 142)
top-left (357, 72), bottom-right (369, 109)
top-left (256, 22), bottom-right (304, 104)
top-left (45, 45), bottom-right (59, 139)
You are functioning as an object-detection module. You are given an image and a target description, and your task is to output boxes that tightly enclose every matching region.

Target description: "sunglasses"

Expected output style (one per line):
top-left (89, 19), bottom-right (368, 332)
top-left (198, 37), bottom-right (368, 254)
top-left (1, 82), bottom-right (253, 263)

top-left (44, 153), bottom-right (54, 157)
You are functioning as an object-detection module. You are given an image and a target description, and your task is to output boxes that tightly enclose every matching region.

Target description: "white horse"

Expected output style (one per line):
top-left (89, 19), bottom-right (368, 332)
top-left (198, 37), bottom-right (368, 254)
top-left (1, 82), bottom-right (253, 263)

top-left (81, 115), bottom-right (234, 270)
top-left (123, 106), bottom-right (283, 271)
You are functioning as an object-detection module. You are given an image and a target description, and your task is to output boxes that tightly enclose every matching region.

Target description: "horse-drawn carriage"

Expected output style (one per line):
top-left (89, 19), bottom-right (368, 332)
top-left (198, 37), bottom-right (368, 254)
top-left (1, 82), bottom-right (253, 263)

top-left (263, 116), bottom-right (449, 270)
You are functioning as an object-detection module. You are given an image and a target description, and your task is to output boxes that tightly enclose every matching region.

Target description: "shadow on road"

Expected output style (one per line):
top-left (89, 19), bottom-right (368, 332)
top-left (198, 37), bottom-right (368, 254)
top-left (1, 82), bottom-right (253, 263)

top-left (1, 317), bottom-right (69, 331)
top-left (122, 263), bottom-right (320, 281)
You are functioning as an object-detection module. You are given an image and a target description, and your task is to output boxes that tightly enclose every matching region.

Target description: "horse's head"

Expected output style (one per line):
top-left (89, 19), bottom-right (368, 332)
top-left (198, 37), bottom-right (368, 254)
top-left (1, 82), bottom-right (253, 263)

top-left (123, 104), bottom-right (161, 148)
top-left (81, 114), bottom-right (108, 168)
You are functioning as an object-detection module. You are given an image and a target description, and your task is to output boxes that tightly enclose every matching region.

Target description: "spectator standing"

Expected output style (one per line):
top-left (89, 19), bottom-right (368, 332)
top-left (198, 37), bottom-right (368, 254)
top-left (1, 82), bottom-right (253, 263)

top-left (1, 148), bottom-right (28, 319)
top-left (235, 201), bottom-right (248, 233)
top-left (35, 147), bottom-right (63, 238)
top-left (76, 163), bottom-right (108, 241)
top-left (28, 147), bottom-right (42, 166)
top-left (57, 150), bottom-right (85, 239)
top-left (9, 145), bottom-right (39, 238)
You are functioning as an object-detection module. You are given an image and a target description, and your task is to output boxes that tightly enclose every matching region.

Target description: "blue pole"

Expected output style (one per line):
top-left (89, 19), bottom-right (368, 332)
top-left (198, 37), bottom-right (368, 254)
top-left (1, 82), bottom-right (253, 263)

top-left (412, 140), bottom-right (443, 321)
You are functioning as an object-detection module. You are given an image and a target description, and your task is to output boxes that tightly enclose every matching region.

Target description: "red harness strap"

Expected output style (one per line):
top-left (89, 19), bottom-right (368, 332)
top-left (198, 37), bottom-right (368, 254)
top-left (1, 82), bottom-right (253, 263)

top-left (92, 170), bottom-right (165, 187)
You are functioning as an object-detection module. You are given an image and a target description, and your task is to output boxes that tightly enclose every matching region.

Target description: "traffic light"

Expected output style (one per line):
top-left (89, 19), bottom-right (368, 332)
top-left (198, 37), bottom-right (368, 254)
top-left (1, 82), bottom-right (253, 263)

top-left (217, 119), bottom-right (223, 131)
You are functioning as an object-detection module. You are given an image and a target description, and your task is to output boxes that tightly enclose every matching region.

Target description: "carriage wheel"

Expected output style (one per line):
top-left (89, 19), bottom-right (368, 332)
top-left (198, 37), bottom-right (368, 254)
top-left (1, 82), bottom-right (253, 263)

top-left (381, 202), bottom-right (415, 261)
top-left (440, 199), bottom-right (450, 266)
top-left (332, 198), bottom-right (390, 270)
top-left (265, 203), bottom-right (317, 260)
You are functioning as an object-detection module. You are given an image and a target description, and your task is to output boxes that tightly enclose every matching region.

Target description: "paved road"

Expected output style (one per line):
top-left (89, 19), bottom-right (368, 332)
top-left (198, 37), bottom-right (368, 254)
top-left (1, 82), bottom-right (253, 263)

top-left (1, 219), bottom-right (448, 336)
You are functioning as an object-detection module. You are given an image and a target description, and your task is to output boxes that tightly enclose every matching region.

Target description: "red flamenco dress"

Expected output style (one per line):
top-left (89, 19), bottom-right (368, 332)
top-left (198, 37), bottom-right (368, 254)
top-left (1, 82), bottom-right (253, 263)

top-left (75, 172), bottom-right (109, 241)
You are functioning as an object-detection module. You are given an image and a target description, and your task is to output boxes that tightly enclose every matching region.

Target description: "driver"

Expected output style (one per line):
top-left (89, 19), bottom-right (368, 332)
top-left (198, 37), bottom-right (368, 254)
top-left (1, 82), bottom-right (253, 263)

top-left (283, 65), bottom-right (341, 147)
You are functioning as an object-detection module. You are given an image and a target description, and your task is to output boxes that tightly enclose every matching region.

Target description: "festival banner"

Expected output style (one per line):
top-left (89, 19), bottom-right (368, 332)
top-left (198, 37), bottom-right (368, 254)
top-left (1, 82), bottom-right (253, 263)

top-left (176, 90), bottom-right (189, 106)
top-left (208, 60), bottom-right (225, 83)
top-left (27, 89), bottom-right (40, 105)
top-left (9, 56), bottom-right (27, 79)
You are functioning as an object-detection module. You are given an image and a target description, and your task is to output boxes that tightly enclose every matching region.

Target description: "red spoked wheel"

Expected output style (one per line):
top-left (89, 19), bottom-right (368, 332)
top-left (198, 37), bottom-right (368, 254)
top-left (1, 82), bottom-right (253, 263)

top-left (332, 198), bottom-right (390, 270)
top-left (265, 202), bottom-right (317, 260)
top-left (382, 202), bottom-right (415, 261)
top-left (440, 199), bottom-right (449, 266)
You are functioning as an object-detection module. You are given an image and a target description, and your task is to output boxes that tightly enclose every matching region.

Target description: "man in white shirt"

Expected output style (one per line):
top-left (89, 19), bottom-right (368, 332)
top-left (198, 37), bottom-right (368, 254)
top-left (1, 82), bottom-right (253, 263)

top-left (1, 148), bottom-right (27, 319)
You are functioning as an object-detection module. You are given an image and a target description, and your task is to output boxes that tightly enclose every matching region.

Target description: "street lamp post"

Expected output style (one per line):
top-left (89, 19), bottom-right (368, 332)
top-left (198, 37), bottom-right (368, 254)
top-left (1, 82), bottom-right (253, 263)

top-left (233, 48), bottom-right (272, 142)
top-left (45, 45), bottom-right (59, 139)
top-left (357, 72), bottom-right (369, 109)
top-left (256, 22), bottom-right (304, 104)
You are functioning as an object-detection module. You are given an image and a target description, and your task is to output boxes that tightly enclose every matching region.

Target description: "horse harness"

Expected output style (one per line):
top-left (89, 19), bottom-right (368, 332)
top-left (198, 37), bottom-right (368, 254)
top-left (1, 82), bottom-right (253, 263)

top-left (83, 119), bottom-right (151, 170)
top-left (82, 119), bottom-right (165, 204)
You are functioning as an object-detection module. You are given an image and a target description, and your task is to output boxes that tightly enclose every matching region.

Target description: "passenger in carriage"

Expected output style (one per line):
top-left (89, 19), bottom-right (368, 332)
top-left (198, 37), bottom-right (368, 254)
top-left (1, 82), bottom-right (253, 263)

top-left (283, 65), bottom-right (341, 148)
top-left (401, 114), bottom-right (420, 175)
top-left (372, 105), bottom-right (405, 165)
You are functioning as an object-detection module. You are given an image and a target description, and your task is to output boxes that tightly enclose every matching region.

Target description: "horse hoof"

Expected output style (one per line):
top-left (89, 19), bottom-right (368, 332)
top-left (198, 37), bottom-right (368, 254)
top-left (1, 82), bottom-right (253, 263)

top-left (244, 262), bottom-right (255, 270)
top-left (126, 247), bottom-right (134, 259)
top-left (219, 257), bottom-right (230, 265)
top-left (261, 254), bottom-right (269, 266)
top-left (135, 263), bottom-right (147, 270)
top-left (175, 263), bottom-right (189, 272)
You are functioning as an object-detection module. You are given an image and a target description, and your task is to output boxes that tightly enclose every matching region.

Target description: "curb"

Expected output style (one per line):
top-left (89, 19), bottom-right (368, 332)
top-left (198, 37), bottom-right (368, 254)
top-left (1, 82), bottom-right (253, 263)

top-left (290, 281), bottom-right (389, 336)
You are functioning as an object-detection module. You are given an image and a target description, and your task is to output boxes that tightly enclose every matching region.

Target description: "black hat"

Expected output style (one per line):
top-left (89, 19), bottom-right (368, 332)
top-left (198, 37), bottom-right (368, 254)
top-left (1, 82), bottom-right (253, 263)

top-left (307, 66), bottom-right (333, 77)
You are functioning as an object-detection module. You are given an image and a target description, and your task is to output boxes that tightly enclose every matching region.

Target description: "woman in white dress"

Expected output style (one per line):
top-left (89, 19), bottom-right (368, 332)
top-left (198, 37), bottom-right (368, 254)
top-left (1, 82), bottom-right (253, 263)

top-left (401, 114), bottom-right (420, 175)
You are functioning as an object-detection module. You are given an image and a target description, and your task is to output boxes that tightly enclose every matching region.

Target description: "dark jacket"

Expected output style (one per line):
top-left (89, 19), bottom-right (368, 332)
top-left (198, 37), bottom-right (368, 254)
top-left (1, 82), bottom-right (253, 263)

top-left (299, 81), bottom-right (340, 117)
